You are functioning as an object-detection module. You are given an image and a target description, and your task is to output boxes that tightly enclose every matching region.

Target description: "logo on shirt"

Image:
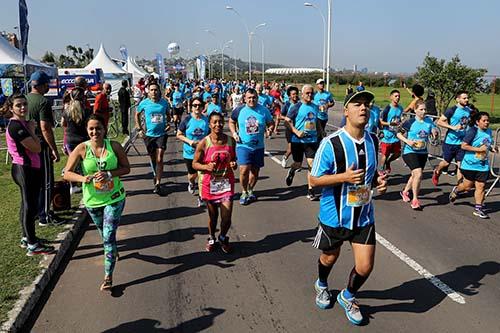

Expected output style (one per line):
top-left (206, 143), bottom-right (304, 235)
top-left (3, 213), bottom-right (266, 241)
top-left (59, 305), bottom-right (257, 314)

top-left (460, 116), bottom-right (469, 126)
top-left (481, 137), bottom-right (491, 146)
top-left (193, 127), bottom-right (205, 138)
top-left (245, 116), bottom-right (259, 135)
top-left (418, 129), bottom-right (428, 138)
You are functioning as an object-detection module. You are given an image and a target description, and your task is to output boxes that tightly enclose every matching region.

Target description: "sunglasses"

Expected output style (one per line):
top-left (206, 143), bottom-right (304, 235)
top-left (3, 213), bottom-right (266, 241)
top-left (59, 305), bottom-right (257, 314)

top-left (192, 104), bottom-right (202, 108)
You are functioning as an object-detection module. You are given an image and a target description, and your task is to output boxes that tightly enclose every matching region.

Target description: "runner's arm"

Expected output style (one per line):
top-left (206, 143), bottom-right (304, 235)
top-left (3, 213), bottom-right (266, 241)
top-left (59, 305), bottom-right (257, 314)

top-left (192, 140), bottom-right (211, 171)
top-left (63, 144), bottom-right (90, 183)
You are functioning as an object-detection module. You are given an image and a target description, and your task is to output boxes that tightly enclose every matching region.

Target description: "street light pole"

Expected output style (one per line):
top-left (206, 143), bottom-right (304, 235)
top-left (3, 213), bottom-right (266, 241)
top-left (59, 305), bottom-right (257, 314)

top-left (304, 2), bottom-right (326, 81)
top-left (222, 40), bottom-right (233, 80)
top-left (251, 33), bottom-right (265, 85)
top-left (225, 6), bottom-right (252, 81)
top-left (326, 0), bottom-right (332, 92)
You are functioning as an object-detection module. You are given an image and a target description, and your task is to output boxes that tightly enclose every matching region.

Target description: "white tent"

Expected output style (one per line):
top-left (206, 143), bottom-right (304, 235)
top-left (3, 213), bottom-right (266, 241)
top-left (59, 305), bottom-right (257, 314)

top-left (123, 56), bottom-right (148, 84)
top-left (84, 43), bottom-right (131, 99)
top-left (0, 36), bottom-right (56, 77)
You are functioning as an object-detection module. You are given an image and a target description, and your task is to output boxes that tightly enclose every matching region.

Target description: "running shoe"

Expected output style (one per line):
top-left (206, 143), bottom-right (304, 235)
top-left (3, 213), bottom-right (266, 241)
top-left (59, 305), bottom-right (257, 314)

top-left (239, 193), bottom-right (249, 205)
top-left (410, 199), bottom-right (421, 210)
top-left (400, 191), bottom-right (411, 203)
top-left (307, 189), bottom-right (317, 201)
top-left (188, 182), bottom-right (196, 195)
top-left (38, 214), bottom-right (65, 226)
top-left (449, 186), bottom-right (458, 203)
top-left (20, 238), bottom-right (28, 249)
top-left (473, 208), bottom-right (489, 219)
top-left (281, 155), bottom-right (288, 168)
top-left (448, 170), bottom-right (456, 176)
top-left (26, 243), bottom-right (55, 257)
top-left (337, 289), bottom-right (363, 325)
top-left (314, 279), bottom-right (332, 309)
top-left (248, 191), bottom-right (257, 202)
top-left (432, 169), bottom-right (440, 186)
top-left (100, 276), bottom-right (113, 291)
top-left (197, 197), bottom-right (205, 207)
top-left (206, 237), bottom-right (217, 252)
top-left (153, 183), bottom-right (165, 196)
top-left (286, 168), bottom-right (296, 186)
top-left (218, 235), bottom-right (232, 253)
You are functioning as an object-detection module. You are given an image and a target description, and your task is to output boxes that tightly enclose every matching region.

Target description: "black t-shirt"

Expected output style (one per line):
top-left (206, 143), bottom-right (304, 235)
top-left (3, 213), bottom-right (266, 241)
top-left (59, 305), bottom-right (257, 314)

top-left (118, 87), bottom-right (131, 109)
top-left (63, 108), bottom-right (91, 146)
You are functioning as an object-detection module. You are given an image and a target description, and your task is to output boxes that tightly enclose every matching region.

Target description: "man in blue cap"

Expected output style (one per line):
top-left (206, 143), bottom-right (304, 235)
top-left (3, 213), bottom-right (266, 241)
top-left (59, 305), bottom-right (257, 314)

top-left (26, 70), bottom-right (63, 226)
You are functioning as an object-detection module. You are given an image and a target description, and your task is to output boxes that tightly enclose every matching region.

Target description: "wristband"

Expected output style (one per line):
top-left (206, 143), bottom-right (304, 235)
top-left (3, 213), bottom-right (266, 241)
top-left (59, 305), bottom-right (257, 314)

top-left (107, 171), bottom-right (112, 179)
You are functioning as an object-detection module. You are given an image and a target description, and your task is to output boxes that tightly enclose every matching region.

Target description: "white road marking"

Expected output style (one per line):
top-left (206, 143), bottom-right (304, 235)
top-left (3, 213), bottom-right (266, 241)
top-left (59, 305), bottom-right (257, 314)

top-left (264, 146), bottom-right (466, 304)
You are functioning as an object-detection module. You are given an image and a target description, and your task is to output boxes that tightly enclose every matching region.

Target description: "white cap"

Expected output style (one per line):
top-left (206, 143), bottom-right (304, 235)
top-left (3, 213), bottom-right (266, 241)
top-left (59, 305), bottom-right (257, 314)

top-left (316, 78), bottom-right (325, 84)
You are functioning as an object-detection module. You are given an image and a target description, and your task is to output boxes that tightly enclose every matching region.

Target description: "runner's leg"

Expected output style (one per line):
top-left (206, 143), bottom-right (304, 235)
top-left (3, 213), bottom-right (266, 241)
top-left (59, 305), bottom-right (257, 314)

top-left (206, 201), bottom-right (219, 238)
top-left (411, 168), bottom-right (423, 200)
top-left (219, 200), bottom-right (233, 237)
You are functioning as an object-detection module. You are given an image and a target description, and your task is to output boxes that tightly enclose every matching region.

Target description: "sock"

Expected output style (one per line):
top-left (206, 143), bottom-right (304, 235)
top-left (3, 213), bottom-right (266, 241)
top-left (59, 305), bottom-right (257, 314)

top-left (475, 204), bottom-right (482, 210)
top-left (318, 259), bottom-right (333, 286)
top-left (346, 267), bottom-right (369, 298)
top-left (248, 187), bottom-right (254, 195)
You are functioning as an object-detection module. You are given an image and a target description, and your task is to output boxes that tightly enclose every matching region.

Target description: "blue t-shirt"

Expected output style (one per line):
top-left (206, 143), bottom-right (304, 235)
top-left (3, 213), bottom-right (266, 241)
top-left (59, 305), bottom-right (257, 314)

top-left (401, 117), bottom-right (436, 155)
top-left (207, 103), bottom-right (222, 116)
top-left (202, 91), bottom-right (212, 103)
top-left (461, 126), bottom-right (493, 172)
top-left (444, 106), bottom-right (471, 145)
top-left (366, 105), bottom-right (381, 133)
top-left (258, 94), bottom-right (272, 109)
top-left (381, 104), bottom-right (404, 143)
top-left (137, 98), bottom-right (170, 137)
top-left (231, 104), bottom-right (273, 150)
top-left (311, 129), bottom-right (378, 229)
top-left (281, 101), bottom-right (296, 117)
top-left (313, 91), bottom-right (334, 121)
top-left (178, 115), bottom-right (210, 159)
top-left (287, 102), bottom-right (319, 144)
top-left (172, 91), bottom-right (184, 108)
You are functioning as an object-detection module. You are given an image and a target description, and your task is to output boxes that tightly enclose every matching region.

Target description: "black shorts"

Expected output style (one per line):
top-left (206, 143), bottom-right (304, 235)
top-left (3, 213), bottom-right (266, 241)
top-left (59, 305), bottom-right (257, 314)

top-left (402, 153), bottom-right (428, 170)
top-left (173, 107), bottom-right (184, 117)
top-left (460, 168), bottom-right (489, 182)
top-left (312, 223), bottom-right (376, 252)
top-left (184, 158), bottom-right (196, 175)
top-left (285, 128), bottom-right (292, 143)
top-left (291, 142), bottom-right (319, 163)
top-left (144, 135), bottom-right (167, 155)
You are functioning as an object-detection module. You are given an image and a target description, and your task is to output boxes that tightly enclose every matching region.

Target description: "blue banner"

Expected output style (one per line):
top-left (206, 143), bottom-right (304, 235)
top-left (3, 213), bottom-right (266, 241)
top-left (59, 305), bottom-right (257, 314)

top-left (156, 53), bottom-right (165, 85)
top-left (18, 0), bottom-right (29, 63)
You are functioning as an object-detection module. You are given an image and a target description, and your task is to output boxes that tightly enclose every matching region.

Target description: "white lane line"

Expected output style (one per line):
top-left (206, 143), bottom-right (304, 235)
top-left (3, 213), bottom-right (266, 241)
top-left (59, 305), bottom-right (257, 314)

top-left (264, 147), bottom-right (466, 305)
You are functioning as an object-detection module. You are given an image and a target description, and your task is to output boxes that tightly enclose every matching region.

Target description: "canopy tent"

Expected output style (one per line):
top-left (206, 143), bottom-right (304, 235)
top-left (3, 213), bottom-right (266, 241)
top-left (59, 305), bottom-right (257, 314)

top-left (84, 43), bottom-right (131, 99)
top-left (0, 35), bottom-right (56, 78)
top-left (123, 56), bottom-right (148, 84)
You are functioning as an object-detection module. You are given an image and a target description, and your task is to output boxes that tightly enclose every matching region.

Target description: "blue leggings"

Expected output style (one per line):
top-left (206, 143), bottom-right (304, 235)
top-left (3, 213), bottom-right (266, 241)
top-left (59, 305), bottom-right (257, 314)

top-left (87, 199), bottom-right (126, 277)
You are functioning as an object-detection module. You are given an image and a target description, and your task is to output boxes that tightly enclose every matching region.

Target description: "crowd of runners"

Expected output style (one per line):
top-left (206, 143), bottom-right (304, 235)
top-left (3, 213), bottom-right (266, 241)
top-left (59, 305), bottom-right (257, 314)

top-left (1, 72), bottom-right (498, 324)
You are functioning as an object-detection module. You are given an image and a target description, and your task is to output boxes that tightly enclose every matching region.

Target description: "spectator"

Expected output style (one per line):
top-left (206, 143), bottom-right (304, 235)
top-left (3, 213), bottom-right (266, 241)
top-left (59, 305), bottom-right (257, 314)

top-left (118, 80), bottom-right (131, 135)
top-left (356, 81), bottom-right (365, 92)
top-left (93, 83), bottom-right (112, 129)
top-left (404, 83), bottom-right (425, 113)
top-left (345, 84), bottom-right (354, 96)
top-left (425, 90), bottom-right (438, 116)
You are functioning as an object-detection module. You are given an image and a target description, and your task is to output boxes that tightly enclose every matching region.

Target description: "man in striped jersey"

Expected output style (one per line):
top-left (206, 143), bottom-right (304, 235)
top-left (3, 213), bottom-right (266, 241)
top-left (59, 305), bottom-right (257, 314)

top-left (310, 90), bottom-right (387, 325)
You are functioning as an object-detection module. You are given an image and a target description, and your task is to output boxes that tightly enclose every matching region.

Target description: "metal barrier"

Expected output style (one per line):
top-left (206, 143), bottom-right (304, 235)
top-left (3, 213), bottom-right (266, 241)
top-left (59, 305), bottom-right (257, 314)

top-left (485, 127), bottom-right (500, 197)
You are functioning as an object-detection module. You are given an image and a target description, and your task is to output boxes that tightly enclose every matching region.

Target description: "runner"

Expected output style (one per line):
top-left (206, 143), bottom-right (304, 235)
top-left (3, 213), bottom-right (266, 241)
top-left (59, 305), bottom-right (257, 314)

top-left (269, 82), bottom-right (284, 135)
top-left (135, 81), bottom-right (170, 195)
top-left (177, 97), bottom-right (210, 207)
top-left (230, 85), bottom-right (244, 111)
top-left (397, 100), bottom-right (438, 210)
top-left (280, 86), bottom-right (300, 168)
top-left (432, 91), bottom-right (471, 185)
top-left (403, 83), bottom-right (424, 113)
top-left (379, 89), bottom-right (403, 173)
top-left (313, 78), bottom-right (335, 133)
top-left (193, 112), bottom-right (237, 253)
top-left (310, 90), bottom-right (387, 325)
top-left (229, 88), bottom-right (274, 205)
top-left (63, 114), bottom-right (130, 291)
top-left (206, 94), bottom-right (222, 116)
top-left (171, 83), bottom-right (185, 132)
top-left (449, 111), bottom-right (497, 219)
top-left (284, 84), bottom-right (323, 200)
top-left (3, 93), bottom-right (55, 256)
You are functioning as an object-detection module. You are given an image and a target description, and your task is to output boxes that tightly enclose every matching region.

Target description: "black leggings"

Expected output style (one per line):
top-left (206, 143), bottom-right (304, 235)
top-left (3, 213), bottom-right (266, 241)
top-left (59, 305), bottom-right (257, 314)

top-left (11, 164), bottom-right (42, 245)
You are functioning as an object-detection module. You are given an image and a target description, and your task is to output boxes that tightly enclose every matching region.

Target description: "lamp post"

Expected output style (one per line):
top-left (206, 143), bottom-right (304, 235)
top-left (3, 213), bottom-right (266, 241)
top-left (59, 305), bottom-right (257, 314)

top-left (304, 2), bottom-right (326, 81)
top-left (225, 5), bottom-right (252, 81)
top-left (222, 40), bottom-right (233, 80)
top-left (326, 0), bottom-right (332, 92)
top-left (251, 33), bottom-right (265, 85)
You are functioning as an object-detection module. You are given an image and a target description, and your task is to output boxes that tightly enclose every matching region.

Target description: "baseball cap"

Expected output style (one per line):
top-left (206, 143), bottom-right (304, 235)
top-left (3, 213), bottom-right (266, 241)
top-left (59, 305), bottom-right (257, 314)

top-left (316, 78), bottom-right (325, 84)
top-left (29, 71), bottom-right (50, 86)
top-left (343, 90), bottom-right (375, 107)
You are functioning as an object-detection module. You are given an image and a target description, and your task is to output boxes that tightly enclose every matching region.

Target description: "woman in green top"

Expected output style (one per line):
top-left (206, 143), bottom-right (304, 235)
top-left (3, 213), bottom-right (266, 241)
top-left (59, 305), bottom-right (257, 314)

top-left (64, 114), bottom-right (130, 291)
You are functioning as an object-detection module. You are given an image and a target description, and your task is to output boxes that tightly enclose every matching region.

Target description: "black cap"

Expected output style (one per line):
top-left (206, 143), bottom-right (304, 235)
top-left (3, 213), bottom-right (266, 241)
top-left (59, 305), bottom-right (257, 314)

top-left (343, 90), bottom-right (375, 107)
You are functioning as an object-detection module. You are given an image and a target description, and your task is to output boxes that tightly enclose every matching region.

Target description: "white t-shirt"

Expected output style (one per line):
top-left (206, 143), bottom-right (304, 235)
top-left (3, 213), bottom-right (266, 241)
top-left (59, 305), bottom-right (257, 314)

top-left (231, 93), bottom-right (243, 110)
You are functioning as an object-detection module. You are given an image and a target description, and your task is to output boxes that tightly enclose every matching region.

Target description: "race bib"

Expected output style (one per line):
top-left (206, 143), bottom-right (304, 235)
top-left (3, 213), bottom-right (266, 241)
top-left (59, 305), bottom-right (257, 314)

top-left (347, 185), bottom-right (372, 207)
top-left (475, 152), bottom-right (487, 161)
top-left (151, 113), bottom-right (164, 124)
top-left (209, 177), bottom-right (231, 195)
top-left (304, 120), bottom-right (316, 132)
top-left (413, 140), bottom-right (427, 150)
top-left (93, 178), bottom-right (114, 193)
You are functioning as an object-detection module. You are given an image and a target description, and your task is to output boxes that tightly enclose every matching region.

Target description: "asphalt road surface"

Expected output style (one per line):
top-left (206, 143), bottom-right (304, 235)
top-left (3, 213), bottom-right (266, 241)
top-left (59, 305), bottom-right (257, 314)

top-left (30, 110), bottom-right (500, 333)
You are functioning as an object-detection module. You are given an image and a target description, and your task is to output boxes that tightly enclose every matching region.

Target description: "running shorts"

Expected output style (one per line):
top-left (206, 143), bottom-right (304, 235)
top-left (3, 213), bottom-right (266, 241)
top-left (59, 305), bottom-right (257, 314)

top-left (291, 142), bottom-right (319, 163)
top-left (402, 153), bottom-right (428, 170)
top-left (312, 222), bottom-right (376, 252)
top-left (236, 146), bottom-right (265, 168)
top-left (380, 142), bottom-right (401, 157)
top-left (144, 135), bottom-right (167, 155)
top-left (442, 143), bottom-right (464, 163)
top-left (460, 168), bottom-right (489, 182)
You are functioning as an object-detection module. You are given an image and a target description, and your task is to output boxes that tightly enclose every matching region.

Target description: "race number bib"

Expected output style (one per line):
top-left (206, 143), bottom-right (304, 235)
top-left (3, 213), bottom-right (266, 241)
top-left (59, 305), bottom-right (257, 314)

top-left (304, 120), bottom-right (316, 132)
top-left (209, 177), bottom-right (231, 195)
top-left (413, 140), bottom-right (427, 151)
top-left (151, 113), bottom-right (164, 124)
top-left (93, 178), bottom-right (114, 193)
top-left (475, 152), bottom-right (487, 161)
top-left (347, 185), bottom-right (372, 207)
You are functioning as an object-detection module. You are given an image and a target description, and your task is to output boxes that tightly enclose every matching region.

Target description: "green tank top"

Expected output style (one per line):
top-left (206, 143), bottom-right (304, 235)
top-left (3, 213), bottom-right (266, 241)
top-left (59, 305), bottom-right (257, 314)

top-left (82, 139), bottom-right (125, 207)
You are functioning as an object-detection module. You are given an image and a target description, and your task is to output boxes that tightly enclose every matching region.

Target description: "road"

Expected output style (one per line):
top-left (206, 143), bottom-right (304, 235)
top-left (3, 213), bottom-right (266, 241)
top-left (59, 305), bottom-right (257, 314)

top-left (30, 110), bottom-right (500, 332)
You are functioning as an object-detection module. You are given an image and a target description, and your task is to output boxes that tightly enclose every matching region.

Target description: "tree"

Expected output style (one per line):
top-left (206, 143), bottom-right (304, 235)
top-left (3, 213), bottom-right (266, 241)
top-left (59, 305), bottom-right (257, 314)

top-left (415, 54), bottom-right (487, 114)
top-left (40, 51), bottom-right (57, 64)
top-left (65, 45), bottom-right (94, 67)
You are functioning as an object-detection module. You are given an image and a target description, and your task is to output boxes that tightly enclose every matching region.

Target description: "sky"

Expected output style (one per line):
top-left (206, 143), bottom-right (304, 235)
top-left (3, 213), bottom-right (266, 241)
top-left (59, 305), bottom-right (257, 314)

top-left (1, 0), bottom-right (499, 74)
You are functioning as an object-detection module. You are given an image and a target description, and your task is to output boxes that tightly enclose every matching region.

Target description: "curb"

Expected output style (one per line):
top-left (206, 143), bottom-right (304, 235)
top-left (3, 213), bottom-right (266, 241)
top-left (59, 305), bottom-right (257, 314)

top-left (0, 136), bottom-right (131, 333)
top-left (0, 208), bottom-right (90, 333)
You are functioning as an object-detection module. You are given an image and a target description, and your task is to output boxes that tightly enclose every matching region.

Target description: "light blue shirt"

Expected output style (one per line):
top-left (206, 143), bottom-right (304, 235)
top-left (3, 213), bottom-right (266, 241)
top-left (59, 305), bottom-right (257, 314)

top-left (231, 104), bottom-right (273, 150)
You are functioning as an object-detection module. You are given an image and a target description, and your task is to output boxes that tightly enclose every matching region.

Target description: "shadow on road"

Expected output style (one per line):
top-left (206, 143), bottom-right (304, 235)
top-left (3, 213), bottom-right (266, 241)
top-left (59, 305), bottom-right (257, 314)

top-left (120, 206), bottom-right (205, 226)
top-left (110, 228), bottom-right (316, 297)
top-left (101, 307), bottom-right (225, 332)
top-left (255, 185), bottom-right (313, 202)
top-left (358, 261), bottom-right (500, 324)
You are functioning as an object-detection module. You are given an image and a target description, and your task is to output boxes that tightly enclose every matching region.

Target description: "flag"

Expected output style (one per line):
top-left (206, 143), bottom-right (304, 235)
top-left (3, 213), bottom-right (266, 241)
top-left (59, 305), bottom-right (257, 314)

top-left (156, 53), bottom-right (165, 85)
top-left (119, 45), bottom-right (128, 62)
top-left (19, 0), bottom-right (29, 63)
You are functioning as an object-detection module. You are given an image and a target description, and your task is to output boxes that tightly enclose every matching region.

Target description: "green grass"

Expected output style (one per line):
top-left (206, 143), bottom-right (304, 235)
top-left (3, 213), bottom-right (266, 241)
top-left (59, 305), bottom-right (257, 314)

top-left (0, 125), bottom-right (125, 324)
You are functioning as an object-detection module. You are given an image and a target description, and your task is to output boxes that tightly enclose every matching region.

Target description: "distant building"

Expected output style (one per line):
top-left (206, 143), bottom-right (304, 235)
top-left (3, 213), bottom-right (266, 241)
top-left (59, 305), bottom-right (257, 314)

top-left (353, 64), bottom-right (358, 72)
top-left (360, 67), bottom-right (368, 73)
top-left (265, 67), bottom-right (324, 75)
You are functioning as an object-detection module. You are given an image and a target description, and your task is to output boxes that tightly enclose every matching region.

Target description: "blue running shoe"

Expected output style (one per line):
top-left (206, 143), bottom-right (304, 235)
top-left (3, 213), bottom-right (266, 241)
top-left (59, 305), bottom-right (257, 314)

top-left (239, 193), bottom-right (249, 205)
